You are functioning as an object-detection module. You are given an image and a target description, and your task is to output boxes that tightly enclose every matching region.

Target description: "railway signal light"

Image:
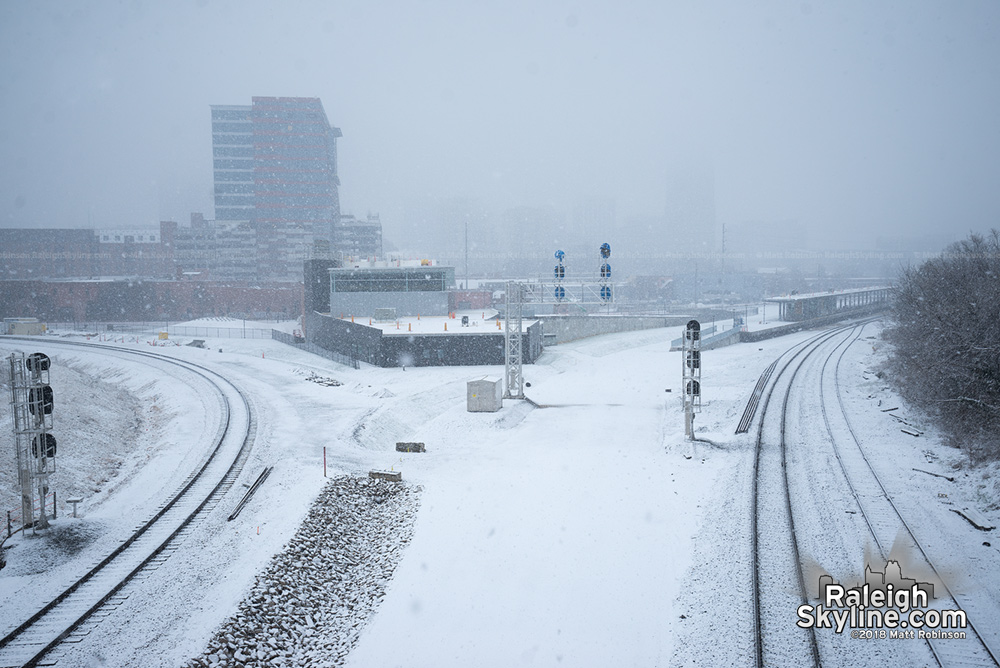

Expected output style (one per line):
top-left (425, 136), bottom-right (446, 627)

top-left (554, 249), bottom-right (566, 303)
top-left (28, 385), bottom-right (54, 416)
top-left (685, 319), bottom-right (701, 341)
top-left (32, 433), bottom-right (57, 458)
top-left (682, 320), bottom-right (702, 438)
top-left (26, 352), bottom-right (51, 372)
top-left (7, 351), bottom-right (57, 532)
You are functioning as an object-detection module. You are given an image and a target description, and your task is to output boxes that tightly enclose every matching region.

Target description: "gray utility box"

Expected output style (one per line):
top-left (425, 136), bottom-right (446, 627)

top-left (467, 376), bottom-right (503, 412)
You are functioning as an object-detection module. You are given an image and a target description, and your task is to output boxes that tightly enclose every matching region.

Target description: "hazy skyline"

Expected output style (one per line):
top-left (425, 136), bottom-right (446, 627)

top-left (2, 0), bottom-right (998, 253)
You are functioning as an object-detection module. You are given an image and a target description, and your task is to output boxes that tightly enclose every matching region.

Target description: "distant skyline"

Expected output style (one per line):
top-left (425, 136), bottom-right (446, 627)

top-left (2, 1), bottom-right (999, 254)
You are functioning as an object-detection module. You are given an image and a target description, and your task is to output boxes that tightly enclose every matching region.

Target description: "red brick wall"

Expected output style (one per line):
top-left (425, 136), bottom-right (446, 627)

top-left (448, 290), bottom-right (494, 311)
top-left (0, 280), bottom-right (303, 323)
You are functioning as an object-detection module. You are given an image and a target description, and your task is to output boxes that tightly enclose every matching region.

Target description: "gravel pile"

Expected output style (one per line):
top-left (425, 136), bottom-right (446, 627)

top-left (184, 475), bottom-right (420, 667)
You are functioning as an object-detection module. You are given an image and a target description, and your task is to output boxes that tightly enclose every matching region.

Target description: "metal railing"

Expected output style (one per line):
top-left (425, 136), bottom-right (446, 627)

top-left (167, 325), bottom-right (271, 339)
top-left (269, 330), bottom-right (360, 369)
top-left (42, 322), bottom-right (278, 340)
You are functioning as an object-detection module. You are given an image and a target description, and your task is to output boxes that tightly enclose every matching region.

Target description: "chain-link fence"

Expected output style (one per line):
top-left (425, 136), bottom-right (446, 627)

top-left (45, 322), bottom-right (277, 339)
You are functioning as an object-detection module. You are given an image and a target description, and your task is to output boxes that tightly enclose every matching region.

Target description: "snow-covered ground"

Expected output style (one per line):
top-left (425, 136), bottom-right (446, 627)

top-left (0, 320), bottom-right (996, 667)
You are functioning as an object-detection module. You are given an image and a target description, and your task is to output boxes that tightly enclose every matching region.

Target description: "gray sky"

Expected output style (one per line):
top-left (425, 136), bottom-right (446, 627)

top-left (1, 0), bottom-right (999, 249)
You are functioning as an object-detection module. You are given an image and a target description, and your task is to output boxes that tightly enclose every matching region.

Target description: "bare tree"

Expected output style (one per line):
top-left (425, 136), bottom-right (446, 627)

top-left (885, 230), bottom-right (1000, 462)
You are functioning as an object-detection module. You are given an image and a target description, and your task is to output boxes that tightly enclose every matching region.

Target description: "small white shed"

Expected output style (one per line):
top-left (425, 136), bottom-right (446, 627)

top-left (467, 376), bottom-right (503, 412)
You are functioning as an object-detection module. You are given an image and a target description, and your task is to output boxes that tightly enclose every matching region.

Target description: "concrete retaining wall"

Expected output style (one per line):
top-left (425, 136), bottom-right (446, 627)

top-left (536, 310), bottom-right (736, 345)
top-left (536, 315), bottom-right (689, 345)
top-left (700, 327), bottom-right (742, 350)
top-left (305, 311), bottom-right (543, 367)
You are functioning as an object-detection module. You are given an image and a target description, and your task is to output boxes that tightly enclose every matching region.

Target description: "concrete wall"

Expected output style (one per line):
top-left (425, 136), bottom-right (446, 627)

top-left (380, 321), bottom-right (543, 367)
top-left (381, 331), bottom-right (506, 367)
top-left (306, 311), bottom-right (543, 367)
top-left (306, 311), bottom-right (384, 365)
top-left (700, 327), bottom-right (742, 350)
top-left (536, 314), bottom-right (691, 345)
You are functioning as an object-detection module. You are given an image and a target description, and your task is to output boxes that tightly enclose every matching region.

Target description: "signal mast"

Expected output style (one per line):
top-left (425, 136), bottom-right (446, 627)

top-left (7, 352), bottom-right (57, 532)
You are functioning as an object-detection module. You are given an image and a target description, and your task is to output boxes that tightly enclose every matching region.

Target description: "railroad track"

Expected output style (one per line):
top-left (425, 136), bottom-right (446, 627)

top-left (748, 324), bottom-right (859, 667)
top-left (816, 326), bottom-right (1000, 667)
top-left (735, 322), bottom-right (878, 435)
top-left (746, 319), bottom-right (999, 667)
top-left (0, 339), bottom-right (257, 668)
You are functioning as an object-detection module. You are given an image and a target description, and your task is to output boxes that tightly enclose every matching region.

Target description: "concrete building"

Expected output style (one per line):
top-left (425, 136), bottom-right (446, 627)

top-left (0, 228), bottom-right (102, 279)
top-left (335, 213), bottom-right (383, 260)
top-left (93, 226), bottom-right (174, 278)
top-left (211, 96), bottom-right (342, 282)
top-left (328, 261), bottom-right (456, 318)
top-left (0, 227), bottom-right (175, 280)
top-left (0, 278), bottom-right (302, 322)
top-left (303, 259), bottom-right (543, 368)
top-left (163, 215), bottom-right (257, 281)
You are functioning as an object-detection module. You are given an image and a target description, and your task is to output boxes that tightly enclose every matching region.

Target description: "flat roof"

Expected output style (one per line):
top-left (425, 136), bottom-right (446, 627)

top-left (327, 309), bottom-right (537, 335)
top-left (765, 286), bottom-right (891, 303)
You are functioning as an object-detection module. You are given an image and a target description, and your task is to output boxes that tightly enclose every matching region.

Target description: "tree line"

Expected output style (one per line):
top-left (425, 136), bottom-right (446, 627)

top-left (885, 230), bottom-right (1000, 462)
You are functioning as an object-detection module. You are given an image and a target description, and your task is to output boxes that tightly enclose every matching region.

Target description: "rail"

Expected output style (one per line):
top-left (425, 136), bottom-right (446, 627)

top-left (0, 338), bottom-right (256, 667)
